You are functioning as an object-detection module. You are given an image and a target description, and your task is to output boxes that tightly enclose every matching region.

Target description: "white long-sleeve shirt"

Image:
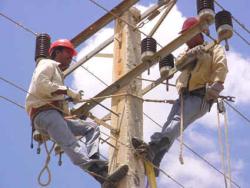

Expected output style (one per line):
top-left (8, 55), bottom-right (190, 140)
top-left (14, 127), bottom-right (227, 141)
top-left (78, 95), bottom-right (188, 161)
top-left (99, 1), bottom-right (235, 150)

top-left (25, 59), bottom-right (67, 114)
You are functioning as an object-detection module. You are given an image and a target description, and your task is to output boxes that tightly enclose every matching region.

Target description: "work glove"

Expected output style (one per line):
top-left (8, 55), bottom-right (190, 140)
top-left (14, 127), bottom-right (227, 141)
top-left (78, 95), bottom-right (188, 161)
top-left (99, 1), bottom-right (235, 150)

top-left (205, 82), bottom-right (224, 101)
top-left (186, 45), bottom-right (206, 57)
top-left (66, 87), bottom-right (84, 103)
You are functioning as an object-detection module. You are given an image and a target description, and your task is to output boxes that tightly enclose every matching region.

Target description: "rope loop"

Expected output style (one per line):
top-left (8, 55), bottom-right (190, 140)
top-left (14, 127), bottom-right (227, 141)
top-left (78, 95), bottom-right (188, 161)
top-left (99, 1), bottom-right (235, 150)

top-left (37, 140), bottom-right (55, 187)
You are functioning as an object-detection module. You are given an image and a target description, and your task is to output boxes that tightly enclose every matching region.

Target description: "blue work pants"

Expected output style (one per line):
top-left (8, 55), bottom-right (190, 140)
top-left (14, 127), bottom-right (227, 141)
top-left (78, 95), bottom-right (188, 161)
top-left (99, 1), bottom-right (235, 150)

top-left (33, 109), bottom-right (100, 170)
top-left (150, 94), bottom-right (211, 160)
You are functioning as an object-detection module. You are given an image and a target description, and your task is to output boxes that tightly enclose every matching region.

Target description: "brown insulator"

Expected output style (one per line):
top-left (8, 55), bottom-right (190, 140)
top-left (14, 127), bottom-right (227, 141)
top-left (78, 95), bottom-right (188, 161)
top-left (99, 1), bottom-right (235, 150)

top-left (159, 54), bottom-right (174, 77)
top-left (141, 37), bottom-right (157, 61)
top-left (35, 33), bottom-right (51, 62)
top-left (215, 10), bottom-right (233, 41)
top-left (197, 0), bottom-right (215, 24)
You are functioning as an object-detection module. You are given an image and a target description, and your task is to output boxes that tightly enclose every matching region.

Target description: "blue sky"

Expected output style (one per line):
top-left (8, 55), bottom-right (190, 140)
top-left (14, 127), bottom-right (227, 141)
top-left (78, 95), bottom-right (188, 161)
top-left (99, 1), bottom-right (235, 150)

top-left (0, 1), bottom-right (249, 188)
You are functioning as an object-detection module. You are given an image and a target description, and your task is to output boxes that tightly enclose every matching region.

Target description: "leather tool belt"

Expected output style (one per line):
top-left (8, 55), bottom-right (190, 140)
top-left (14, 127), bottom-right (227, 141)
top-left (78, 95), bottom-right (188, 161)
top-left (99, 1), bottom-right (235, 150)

top-left (30, 101), bottom-right (64, 122)
top-left (182, 87), bottom-right (206, 98)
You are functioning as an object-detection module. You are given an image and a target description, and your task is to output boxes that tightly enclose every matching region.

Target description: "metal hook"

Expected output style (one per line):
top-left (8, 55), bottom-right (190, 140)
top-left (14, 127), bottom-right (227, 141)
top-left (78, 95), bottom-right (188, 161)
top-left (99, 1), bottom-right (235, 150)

top-left (219, 95), bottom-right (235, 102)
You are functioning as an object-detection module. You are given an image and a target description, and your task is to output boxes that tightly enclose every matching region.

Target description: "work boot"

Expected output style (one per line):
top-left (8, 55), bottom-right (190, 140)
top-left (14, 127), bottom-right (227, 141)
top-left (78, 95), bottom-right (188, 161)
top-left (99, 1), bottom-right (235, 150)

top-left (132, 137), bottom-right (155, 161)
top-left (102, 164), bottom-right (129, 188)
top-left (88, 162), bottom-right (108, 185)
top-left (149, 137), bottom-right (170, 177)
top-left (83, 159), bottom-right (108, 170)
top-left (89, 153), bottom-right (100, 160)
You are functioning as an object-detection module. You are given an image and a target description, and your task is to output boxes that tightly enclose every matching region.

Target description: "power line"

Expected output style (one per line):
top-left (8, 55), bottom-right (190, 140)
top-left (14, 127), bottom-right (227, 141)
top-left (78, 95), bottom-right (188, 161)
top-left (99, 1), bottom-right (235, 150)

top-left (81, 65), bottom-right (109, 86)
top-left (138, 77), bottom-right (176, 87)
top-left (224, 100), bottom-right (250, 124)
top-left (0, 76), bottom-right (32, 95)
top-left (0, 12), bottom-right (38, 36)
top-left (86, 0), bottom-right (166, 49)
top-left (72, 58), bottom-right (109, 87)
top-left (233, 29), bottom-right (250, 46)
top-left (87, 0), bottom-right (146, 36)
top-left (0, 95), bottom-right (25, 109)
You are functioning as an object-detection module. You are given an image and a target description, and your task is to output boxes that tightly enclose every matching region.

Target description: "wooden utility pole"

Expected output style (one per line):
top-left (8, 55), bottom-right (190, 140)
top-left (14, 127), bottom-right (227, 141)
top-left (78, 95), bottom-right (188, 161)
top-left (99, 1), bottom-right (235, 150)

top-left (109, 8), bottom-right (145, 188)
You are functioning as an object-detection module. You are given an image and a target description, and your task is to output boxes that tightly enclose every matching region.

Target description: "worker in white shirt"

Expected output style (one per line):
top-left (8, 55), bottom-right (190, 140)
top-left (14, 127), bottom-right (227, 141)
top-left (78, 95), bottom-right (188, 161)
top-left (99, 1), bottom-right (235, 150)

top-left (26, 39), bottom-right (108, 185)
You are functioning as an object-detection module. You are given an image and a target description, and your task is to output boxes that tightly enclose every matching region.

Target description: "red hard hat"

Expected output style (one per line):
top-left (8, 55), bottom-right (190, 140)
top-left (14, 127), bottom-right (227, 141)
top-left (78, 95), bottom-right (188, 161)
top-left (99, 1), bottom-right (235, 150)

top-left (180, 17), bottom-right (199, 33)
top-left (49, 39), bottom-right (77, 57)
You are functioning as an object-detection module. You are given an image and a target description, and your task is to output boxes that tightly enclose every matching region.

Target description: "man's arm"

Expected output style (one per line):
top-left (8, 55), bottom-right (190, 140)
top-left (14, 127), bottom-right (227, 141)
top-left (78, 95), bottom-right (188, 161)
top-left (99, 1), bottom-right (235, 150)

top-left (206, 44), bottom-right (228, 100)
top-left (35, 61), bottom-right (82, 102)
top-left (211, 44), bottom-right (228, 83)
top-left (51, 87), bottom-right (83, 103)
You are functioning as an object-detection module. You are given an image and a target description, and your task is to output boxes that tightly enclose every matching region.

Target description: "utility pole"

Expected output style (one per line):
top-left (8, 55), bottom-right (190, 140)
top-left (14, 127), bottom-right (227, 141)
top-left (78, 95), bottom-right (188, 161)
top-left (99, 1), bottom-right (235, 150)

top-left (109, 7), bottom-right (145, 188)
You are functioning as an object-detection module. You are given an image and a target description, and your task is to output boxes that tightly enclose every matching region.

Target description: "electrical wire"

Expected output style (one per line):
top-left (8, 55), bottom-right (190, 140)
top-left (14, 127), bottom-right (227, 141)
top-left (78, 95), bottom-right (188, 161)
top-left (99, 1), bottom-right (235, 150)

top-left (233, 29), bottom-right (250, 46)
top-left (72, 58), bottom-right (109, 87)
top-left (224, 100), bottom-right (250, 124)
top-left (0, 76), bottom-right (70, 115)
top-left (86, 0), bottom-right (165, 49)
top-left (80, 65), bottom-right (109, 86)
top-left (137, 77), bottom-right (176, 87)
top-left (87, 0), bottom-right (147, 36)
top-left (0, 95), bottom-right (25, 109)
top-left (0, 12), bottom-right (38, 36)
